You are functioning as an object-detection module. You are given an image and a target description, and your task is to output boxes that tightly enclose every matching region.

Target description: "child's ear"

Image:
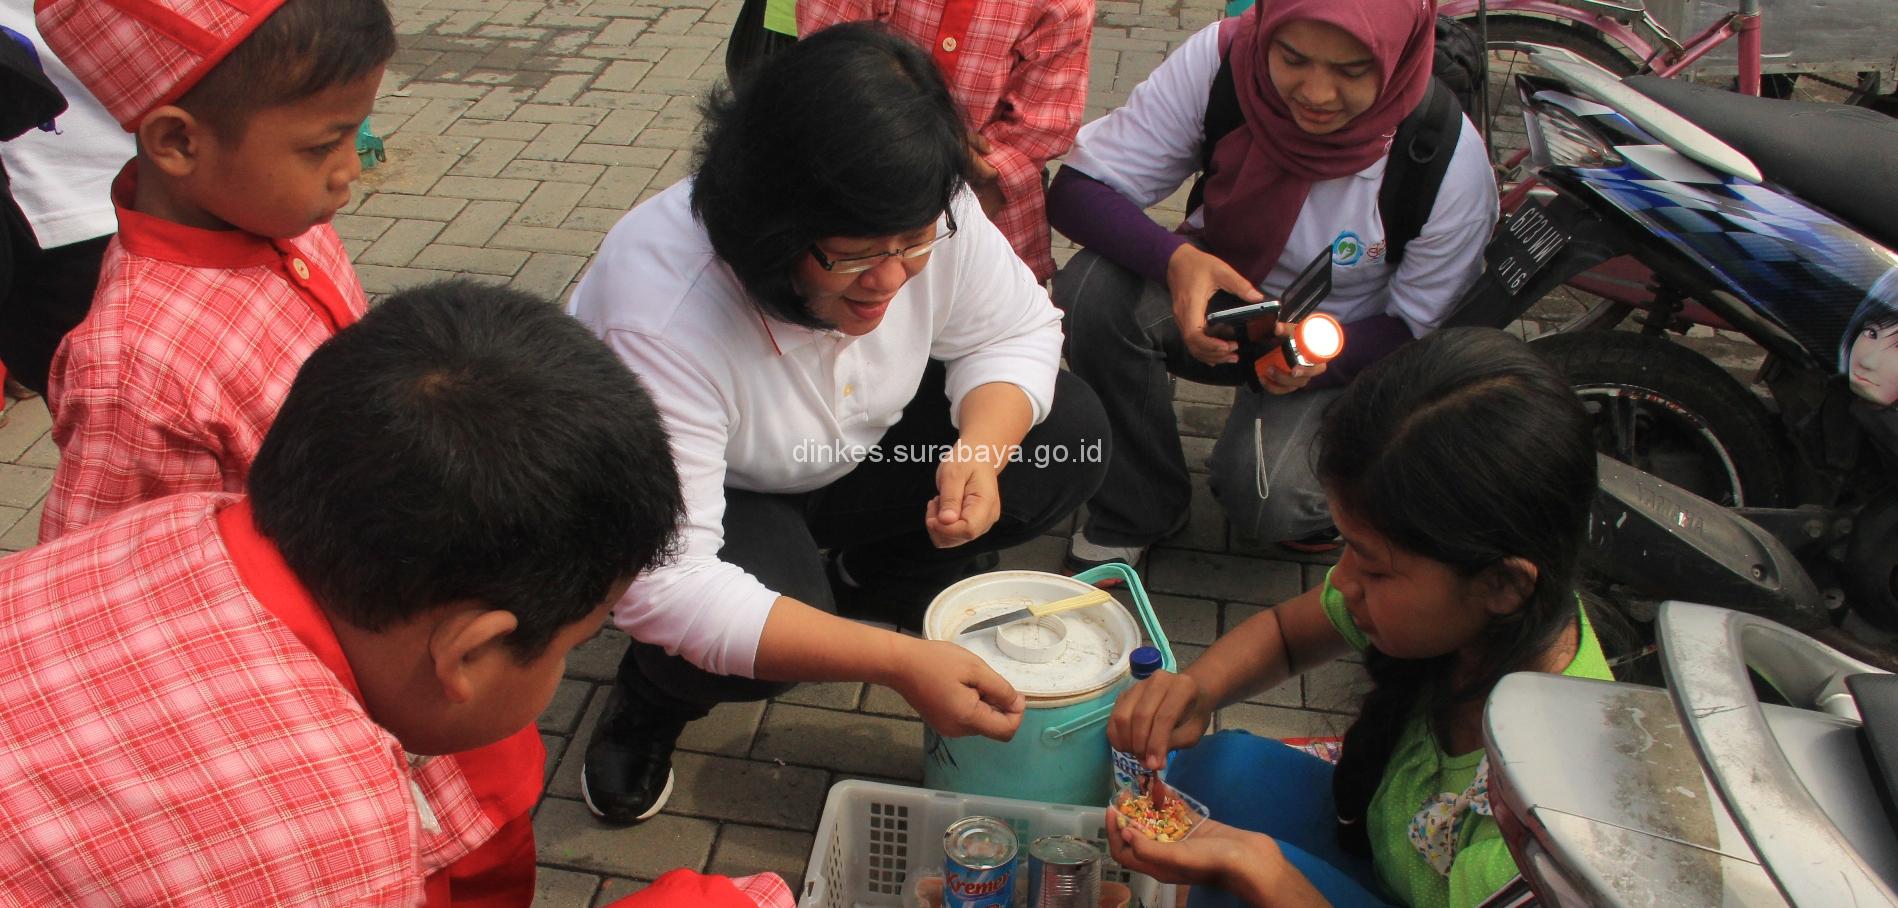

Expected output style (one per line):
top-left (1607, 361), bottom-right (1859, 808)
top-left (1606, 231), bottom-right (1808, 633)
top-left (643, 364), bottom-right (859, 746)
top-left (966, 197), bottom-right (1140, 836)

top-left (427, 606), bottom-right (519, 704)
top-left (1481, 557), bottom-right (1540, 616)
top-left (135, 105), bottom-right (207, 178)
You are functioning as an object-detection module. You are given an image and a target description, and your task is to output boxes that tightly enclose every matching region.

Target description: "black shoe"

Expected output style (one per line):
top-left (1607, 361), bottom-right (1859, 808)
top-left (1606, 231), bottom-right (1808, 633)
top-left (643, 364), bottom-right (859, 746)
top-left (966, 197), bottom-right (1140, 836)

top-left (580, 689), bottom-right (690, 826)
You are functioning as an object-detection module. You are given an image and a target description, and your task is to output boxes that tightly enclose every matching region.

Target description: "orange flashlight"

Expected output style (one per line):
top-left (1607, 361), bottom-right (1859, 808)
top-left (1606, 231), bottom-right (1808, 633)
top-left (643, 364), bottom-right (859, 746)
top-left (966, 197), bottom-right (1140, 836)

top-left (1255, 312), bottom-right (1345, 385)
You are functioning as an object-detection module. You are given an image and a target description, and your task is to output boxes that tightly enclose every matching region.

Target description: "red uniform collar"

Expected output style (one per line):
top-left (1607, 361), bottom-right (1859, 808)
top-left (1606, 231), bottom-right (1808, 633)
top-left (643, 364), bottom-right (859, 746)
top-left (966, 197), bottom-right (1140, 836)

top-left (110, 164), bottom-right (361, 333)
top-left (217, 499), bottom-right (364, 701)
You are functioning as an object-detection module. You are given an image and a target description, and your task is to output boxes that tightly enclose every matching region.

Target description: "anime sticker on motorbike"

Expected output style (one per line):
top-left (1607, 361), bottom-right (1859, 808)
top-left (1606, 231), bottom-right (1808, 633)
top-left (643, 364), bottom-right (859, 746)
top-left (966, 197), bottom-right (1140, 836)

top-left (1843, 271), bottom-right (1898, 409)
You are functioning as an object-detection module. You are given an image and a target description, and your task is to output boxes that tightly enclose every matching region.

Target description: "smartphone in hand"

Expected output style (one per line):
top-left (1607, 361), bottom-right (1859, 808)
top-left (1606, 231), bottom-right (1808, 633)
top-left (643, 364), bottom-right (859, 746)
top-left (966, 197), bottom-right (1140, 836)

top-left (1204, 293), bottom-right (1279, 342)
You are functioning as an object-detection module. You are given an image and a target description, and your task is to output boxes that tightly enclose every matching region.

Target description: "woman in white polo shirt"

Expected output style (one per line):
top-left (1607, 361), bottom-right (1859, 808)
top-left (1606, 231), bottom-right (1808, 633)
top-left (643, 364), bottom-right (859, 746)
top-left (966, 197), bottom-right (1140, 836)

top-left (1051, 0), bottom-right (1498, 570)
top-left (565, 23), bottom-right (1109, 827)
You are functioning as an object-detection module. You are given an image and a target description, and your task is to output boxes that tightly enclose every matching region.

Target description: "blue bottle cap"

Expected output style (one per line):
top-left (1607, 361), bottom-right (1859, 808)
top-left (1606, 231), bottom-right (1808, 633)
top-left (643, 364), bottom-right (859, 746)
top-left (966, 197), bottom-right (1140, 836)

top-left (1130, 646), bottom-right (1163, 679)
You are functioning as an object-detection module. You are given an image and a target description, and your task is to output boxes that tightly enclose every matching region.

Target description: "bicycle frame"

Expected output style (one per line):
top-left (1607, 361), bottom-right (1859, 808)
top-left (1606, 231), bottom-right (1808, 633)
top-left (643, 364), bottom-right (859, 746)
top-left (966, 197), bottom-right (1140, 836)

top-left (1442, 0), bottom-right (1763, 95)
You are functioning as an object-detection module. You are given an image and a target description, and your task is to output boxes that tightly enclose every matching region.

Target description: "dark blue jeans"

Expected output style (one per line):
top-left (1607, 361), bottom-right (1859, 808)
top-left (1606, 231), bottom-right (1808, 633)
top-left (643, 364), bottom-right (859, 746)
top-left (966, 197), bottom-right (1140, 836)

top-left (1165, 731), bottom-right (1394, 908)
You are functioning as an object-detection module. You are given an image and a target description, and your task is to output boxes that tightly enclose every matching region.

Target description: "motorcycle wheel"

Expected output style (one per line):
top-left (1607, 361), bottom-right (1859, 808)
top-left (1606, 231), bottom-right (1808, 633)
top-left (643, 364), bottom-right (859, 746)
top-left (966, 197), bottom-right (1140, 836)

top-left (1843, 491), bottom-right (1898, 630)
top-left (1469, 16), bottom-right (1638, 174)
top-left (1532, 331), bottom-right (1790, 508)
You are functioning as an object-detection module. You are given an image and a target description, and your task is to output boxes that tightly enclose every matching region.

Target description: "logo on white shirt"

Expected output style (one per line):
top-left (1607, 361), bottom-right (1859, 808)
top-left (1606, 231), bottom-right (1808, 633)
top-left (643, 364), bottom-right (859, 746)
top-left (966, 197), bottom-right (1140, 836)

top-left (1331, 231), bottom-right (1365, 266)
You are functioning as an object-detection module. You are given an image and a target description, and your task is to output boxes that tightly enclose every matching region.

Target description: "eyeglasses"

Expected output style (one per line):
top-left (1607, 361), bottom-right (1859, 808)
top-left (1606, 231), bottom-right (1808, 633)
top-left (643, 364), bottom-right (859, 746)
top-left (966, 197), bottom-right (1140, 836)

top-left (809, 210), bottom-right (958, 274)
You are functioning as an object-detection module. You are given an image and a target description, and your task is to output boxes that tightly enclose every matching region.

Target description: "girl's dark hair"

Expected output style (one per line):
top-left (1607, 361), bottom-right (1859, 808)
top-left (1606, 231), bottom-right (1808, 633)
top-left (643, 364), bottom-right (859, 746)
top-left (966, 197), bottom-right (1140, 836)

top-left (689, 21), bottom-right (971, 329)
top-left (178, 0), bottom-right (396, 139)
top-left (1321, 328), bottom-right (1598, 855)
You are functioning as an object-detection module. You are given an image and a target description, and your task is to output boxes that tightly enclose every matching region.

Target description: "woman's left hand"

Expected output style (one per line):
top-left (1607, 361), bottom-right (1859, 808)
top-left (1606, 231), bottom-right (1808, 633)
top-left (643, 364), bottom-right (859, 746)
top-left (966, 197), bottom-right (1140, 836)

top-left (927, 455), bottom-right (1003, 547)
top-left (1257, 320), bottom-right (1328, 394)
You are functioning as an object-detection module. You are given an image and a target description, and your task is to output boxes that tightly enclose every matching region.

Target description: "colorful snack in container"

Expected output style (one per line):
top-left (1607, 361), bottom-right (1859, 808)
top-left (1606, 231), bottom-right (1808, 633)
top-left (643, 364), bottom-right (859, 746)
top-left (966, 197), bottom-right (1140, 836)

top-left (1112, 782), bottom-right (1211, 844)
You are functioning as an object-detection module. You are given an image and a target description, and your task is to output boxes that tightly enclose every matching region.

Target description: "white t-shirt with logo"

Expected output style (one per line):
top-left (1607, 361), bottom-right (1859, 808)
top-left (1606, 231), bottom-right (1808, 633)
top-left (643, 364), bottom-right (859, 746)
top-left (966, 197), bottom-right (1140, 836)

top-left (1064, 22), bottom-right (1498, 335)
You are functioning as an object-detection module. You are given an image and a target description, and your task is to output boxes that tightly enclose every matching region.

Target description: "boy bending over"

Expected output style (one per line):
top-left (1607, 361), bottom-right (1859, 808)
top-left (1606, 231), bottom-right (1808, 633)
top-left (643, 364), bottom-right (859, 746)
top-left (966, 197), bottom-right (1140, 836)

top-left (0, 282), bottom-right (686, 904)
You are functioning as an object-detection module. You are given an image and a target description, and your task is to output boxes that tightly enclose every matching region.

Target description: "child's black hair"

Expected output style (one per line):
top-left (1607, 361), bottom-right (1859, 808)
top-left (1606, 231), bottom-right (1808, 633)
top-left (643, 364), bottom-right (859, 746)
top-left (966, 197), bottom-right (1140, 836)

top-left (689, 21), bottom-right (971, 330)
top-left (248, 280), bottom-right (685, 661)
top-left (1317, 328), bottom-right (1597, 856)
top-left (178, 0), bottom-right (396, 138)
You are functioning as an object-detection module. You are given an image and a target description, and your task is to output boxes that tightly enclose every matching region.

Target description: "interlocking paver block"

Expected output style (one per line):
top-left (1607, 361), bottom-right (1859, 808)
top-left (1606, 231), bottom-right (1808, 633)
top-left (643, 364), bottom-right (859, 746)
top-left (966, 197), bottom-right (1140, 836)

top-left (436, 200), bottom-right (521, 246)
top-left (449, 138), bottom-right (530, 178)
top-left (432, 175), bottom-right (543, 202)
top-left (0, 500), bottom-right (41, 552)
top-left (511, 252), bottom-right (590, 301)
top-left (0, 464), bottom-right (53, 510)
top-left (491, 225), bottom-right (607, 255)
top-left (667, 752), bottom-right (829, 829)
top-left (1147, 549), bottom-right (1303, 604)
top-left (595, 59), bottom-right (656, 92)
top-left (535, 799), bottom-right (718, 878)
top-left (710, 826), bottom-right (815, 892)
top-left (412, 243), bottom-right (531, 276)
top-left (753, 704), bottom-right (923, 781)
top-left (534, 867), bottom-right (605, 908)
top-left (357, 219), bottom-right (447, 267)
top-left (523, 123), bottom-right (597, 161)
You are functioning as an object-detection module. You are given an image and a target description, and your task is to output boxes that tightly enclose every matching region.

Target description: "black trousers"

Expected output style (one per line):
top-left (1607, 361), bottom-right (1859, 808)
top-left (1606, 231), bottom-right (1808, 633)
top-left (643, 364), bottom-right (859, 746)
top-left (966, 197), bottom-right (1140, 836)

top-left (0, 184), bottom-right (109, 395)
top-left (614, 363), bottom-right (1109, 716)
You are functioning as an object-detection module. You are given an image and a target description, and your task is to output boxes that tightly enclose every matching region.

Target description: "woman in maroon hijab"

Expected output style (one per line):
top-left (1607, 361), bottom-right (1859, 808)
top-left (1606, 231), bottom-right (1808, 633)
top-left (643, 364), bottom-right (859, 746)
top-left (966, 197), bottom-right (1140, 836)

top-left (1050, 0), bottom-right (1498, 574)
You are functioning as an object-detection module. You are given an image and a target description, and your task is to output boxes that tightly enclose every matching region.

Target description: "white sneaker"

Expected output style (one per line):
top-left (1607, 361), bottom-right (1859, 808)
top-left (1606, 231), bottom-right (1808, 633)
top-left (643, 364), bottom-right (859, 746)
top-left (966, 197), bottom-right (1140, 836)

top-left (1064, 529), bottom-right (1148, 572)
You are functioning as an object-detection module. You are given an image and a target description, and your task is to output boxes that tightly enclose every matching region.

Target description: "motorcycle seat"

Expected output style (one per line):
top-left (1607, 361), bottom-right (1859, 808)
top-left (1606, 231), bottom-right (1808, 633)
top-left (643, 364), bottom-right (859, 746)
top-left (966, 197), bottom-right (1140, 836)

top-left (1625, 75), bottom-right (1898, 251)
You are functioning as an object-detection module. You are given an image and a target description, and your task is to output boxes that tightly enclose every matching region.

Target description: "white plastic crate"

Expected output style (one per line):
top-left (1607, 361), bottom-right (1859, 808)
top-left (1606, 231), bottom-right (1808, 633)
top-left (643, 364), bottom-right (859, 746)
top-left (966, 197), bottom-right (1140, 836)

top-left (800, 779), bottom-right (1178, 908)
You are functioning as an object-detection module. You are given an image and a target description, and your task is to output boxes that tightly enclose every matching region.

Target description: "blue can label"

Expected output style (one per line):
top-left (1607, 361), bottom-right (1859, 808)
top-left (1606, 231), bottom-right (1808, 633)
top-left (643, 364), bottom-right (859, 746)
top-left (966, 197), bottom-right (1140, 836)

top-left (943, 860), bottom-right (1014, 907)
top-left (943, 815), bottom-right (1016, 908)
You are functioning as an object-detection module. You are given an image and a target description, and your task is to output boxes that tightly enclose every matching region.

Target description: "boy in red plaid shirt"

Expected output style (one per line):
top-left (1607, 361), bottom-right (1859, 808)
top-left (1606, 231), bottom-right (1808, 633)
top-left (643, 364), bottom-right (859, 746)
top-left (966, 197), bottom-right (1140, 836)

top-left (797, 0), bottom-right (1092, 282)
top-left (0, 282), bottom-right (694, 904)
top-left (27, 2), bottom-right (550, 903)
top-left (34, 0), bottom-right (385, 541)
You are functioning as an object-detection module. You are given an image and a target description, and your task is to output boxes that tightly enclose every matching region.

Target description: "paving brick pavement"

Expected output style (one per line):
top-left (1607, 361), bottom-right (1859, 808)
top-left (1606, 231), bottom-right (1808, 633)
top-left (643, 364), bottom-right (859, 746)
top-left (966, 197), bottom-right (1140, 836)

top-left (0, 0), bottom-right (1781, 904)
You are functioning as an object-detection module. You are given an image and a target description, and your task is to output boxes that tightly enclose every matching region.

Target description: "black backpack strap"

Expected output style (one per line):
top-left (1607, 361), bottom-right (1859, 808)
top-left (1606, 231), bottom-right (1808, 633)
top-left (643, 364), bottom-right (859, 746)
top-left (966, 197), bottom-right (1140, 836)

top-left (1185, 49), bottom-right (1244, 217)
top-left (1378, 78), bottom-right (1464, 268)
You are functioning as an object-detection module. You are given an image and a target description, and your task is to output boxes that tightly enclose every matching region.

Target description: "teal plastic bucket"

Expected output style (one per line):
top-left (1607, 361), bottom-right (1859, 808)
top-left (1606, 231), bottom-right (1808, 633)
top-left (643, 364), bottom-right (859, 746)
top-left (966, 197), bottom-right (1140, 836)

top-left (922, 564), bottom-right (1175, 806)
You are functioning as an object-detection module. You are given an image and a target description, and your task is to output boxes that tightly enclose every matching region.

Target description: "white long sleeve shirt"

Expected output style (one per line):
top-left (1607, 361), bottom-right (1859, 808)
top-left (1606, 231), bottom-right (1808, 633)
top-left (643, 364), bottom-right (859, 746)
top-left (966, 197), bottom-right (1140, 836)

top-left (567, 180), bottom-right (1064, 677)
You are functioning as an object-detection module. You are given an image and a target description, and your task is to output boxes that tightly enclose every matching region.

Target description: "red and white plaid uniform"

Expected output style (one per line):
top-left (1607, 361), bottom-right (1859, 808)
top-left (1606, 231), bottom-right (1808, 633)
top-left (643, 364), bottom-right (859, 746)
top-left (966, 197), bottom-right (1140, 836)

top-left (799, 0), bottom-right (1092, 281)
top-left (0, 493), bottom-right (492, 905)
top-left (40, 165), bottom-right (367, 543)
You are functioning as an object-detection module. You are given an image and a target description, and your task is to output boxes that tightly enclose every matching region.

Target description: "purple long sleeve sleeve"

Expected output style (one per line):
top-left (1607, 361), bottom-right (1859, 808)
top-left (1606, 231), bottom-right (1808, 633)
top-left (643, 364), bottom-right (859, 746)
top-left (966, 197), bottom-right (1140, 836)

top-left (1046, 165), bottom-right (1188, 285)
top-left (1305, 314), bottom-right (1415, 391)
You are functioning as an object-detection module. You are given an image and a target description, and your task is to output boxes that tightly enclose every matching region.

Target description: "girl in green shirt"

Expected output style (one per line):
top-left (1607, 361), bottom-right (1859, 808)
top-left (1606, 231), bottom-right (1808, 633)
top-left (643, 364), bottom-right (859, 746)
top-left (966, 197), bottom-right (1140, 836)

top-left (1106, 327), bottom-right (1614, 908)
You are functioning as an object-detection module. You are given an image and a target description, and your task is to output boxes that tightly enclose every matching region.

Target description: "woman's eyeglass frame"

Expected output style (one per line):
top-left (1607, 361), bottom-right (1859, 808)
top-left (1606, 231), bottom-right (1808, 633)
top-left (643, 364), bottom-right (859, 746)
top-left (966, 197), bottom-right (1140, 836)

top-left (809, 210), bottom-right (959, 274)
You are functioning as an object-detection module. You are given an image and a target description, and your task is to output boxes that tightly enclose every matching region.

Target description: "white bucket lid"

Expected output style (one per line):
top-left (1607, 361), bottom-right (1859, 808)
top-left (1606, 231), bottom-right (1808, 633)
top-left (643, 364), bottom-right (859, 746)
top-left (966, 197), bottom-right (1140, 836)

top-left (925, 570), bottom-right (1138, 700)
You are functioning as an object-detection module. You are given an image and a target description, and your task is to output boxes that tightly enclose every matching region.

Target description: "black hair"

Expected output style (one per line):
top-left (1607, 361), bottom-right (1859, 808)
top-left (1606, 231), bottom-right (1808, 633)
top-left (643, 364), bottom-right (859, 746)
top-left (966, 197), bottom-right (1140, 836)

top-left (689, 21), bottom-right (971, 330)
top-left (1840, 268), bottom-right (1898, 375)
top-left (178, 0), bottom-right (396, 137)
top-left (249, 280), bottom-right (684, 660)
top-left (1320, 328), bottom-right (1598, 856)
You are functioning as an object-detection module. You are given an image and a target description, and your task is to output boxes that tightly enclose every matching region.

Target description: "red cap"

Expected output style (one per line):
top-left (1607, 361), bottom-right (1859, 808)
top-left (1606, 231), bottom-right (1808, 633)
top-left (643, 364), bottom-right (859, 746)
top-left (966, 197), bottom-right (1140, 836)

top-left (35, 0), bottom-right (293, 131)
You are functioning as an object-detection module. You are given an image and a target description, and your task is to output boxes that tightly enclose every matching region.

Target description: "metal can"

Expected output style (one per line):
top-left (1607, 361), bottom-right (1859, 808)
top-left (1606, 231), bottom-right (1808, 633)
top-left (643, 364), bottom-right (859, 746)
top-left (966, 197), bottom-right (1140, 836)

top-left (1027, 835), bottom-right (1101, 908)
top-left (942, 815), bottom-right (1017, 908)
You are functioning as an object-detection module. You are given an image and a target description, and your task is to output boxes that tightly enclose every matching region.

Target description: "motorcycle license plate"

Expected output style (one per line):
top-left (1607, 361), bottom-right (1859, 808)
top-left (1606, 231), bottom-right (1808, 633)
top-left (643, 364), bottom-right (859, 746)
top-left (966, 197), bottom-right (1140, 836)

top-left (1491, 199), bottom-right (1570, 297)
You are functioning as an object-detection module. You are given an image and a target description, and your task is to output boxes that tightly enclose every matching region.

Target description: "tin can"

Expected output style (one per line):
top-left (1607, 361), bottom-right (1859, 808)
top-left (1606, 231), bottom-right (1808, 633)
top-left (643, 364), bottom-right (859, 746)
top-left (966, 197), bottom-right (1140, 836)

top-left (1027, 835), bottom-right (1100, 908)
top-left (942, 815), bottom-right (1017, 908)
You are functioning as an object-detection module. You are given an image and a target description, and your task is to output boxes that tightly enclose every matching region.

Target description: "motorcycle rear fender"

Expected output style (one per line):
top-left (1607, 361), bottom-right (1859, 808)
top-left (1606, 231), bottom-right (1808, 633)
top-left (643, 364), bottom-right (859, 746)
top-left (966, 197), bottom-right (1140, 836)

top-left (1586, 455), bottom-right (1828, 629)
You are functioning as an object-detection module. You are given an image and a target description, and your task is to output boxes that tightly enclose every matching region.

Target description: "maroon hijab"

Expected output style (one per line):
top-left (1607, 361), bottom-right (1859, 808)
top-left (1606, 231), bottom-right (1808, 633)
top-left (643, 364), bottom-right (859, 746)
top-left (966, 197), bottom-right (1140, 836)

top-left (1199, 0), bottom-right (1437, 284)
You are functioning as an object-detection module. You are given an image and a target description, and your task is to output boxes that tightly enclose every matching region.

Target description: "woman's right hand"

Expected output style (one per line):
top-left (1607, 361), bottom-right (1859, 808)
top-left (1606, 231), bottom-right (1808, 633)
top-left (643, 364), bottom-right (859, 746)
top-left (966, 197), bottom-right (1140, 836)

top-left (1108, 669), bottom-right (1213, 770)
top-left (1166, 244), bottom-right (1261, 366)
top-left (885, 637), bottom-right (1026, 742)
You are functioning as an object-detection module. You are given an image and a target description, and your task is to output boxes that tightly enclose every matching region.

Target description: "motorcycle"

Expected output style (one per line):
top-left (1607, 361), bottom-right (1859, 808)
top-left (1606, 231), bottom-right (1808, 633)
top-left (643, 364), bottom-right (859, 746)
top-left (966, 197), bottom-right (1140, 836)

top-left (1482, 600), bottom-right (1898, 906)
top-left (1446, 50), bottom-right (1898, 638)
